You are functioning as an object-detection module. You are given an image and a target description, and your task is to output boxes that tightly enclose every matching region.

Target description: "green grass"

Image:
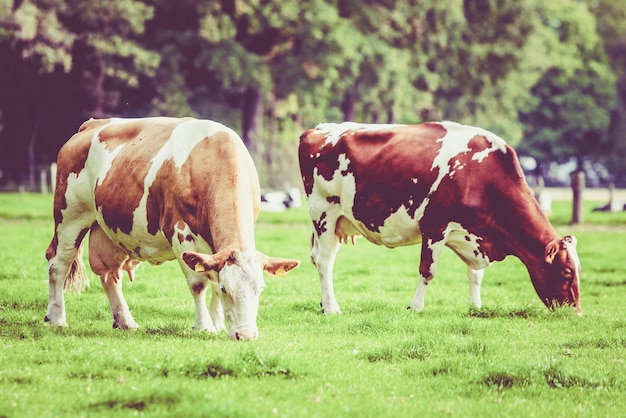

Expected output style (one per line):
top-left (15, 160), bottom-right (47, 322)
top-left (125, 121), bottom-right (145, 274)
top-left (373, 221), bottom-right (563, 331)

top-left (1, 192), bottom-right (625, 417)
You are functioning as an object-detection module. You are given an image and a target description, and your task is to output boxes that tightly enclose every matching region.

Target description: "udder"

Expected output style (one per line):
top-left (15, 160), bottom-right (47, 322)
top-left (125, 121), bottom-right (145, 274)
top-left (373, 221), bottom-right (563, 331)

top-left (89, 224), bottom-right (141, 283)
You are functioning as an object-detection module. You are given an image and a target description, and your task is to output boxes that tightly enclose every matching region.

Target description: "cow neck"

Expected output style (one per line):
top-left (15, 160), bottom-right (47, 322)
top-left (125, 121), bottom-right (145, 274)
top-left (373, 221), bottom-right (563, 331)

top-left (206, 198), bottom-right (257, 254)
top-left (494, 191), bottom-right (559, 268)
top-left (197, 147), bottom-right (259, 254)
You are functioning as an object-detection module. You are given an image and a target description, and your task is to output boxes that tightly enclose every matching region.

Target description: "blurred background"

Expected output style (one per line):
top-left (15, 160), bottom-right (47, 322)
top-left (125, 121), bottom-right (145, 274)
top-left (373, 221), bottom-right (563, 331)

top-left (0, 0), bottom-right (625, 194)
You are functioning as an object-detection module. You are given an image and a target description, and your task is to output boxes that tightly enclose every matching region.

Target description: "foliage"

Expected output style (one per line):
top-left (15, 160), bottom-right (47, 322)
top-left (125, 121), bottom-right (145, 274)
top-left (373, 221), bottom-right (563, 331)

top-left (0, 0), bottom-right (625, 188)
top-left (1, 193), bottom-right (626, 417)
top-left (519, 66), bottom-right (616, 165)
top-left (0, 0), bottom-right (74, 73)
top-left (518, 1), bottom-right (617, 168)
top-left (585, 0), bottom-right (626, 177)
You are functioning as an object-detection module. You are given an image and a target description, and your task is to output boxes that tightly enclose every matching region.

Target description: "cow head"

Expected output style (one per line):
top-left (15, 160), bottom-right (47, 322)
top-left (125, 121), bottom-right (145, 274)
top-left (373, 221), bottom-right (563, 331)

top-left (532, 235), bottom-right (582, 314)
top-left (181, 249), bottom-right (300, 340)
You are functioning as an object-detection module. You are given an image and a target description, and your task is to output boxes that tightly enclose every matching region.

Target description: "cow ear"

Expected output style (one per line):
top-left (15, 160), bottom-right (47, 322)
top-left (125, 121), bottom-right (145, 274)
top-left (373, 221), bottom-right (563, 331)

top-left (563, 235), bottom-right (577, 247)
top-left (181, 251), bottom-right (224, 274)
top-left (545, 236), bottom-right (575, 265)
top-left (258, 252), bottom-right (301, 277)
top-left (544, 239), bottom-right (560, 264)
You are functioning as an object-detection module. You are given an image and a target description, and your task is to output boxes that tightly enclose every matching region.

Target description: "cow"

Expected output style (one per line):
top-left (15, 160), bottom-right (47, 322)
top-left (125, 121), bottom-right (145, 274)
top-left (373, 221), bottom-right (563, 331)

top-left (298, 121), bottom-right (582, 315)
top-left (45, 117), bottom-right (300, 340)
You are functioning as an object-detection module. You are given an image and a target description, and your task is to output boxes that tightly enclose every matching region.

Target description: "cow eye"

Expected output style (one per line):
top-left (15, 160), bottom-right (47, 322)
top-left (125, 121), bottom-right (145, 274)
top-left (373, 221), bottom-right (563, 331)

top-left (561, 267), bottom-right (573, 279)
top-left (220, 285), bottom-right (227, 295)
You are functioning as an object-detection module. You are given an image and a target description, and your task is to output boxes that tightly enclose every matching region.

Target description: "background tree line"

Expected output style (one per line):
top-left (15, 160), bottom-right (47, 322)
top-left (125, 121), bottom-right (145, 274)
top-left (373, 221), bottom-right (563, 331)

top-left (1, 0), bottom-right (625, 190)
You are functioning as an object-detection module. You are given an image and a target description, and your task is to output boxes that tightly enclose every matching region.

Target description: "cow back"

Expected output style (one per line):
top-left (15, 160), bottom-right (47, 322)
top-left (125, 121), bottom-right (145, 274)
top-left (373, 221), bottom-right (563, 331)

top-left (59, 117), bottom-right (260, 263)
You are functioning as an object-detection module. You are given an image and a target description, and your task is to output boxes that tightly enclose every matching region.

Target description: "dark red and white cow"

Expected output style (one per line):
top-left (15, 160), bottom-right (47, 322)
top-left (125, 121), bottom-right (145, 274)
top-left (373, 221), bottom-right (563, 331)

top-left (45, 117), bottom-right (300, 340)
top-left (298, 121), bottom-right (581, 314)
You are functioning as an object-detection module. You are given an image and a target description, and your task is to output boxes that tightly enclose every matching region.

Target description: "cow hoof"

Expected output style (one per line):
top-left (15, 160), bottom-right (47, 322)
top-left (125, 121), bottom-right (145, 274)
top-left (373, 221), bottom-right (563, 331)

top-left (112, 321), bottom-right (139, 330)
top-left (321, 307), bottom-right (341, 315)
top-left (44, 315), bottom-right (68, 327)
top-left (407, 304), bottom-right (424, 313)
top-left (193, 324), bottom-right (218, 333)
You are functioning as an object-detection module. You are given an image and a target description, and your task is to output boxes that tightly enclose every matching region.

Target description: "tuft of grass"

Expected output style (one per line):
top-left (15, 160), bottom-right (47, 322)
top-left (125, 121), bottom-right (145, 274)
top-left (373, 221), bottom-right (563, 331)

top-left (89, 392), bottom-right (183, 414)
top-left (542, 364), bottom-right (605, 389)
top-left (360, 339), bottom-right (434, 362)
top-left (158, 348), bottom-right (297, 380)
top-left (481, 370), bottom-right (534, 389)
top-left (468, 304), bottom-right (545, 319)
top-left (480, 357), bottom-right (620, 392)
top-left (182, 359), bottom-right (237, 379)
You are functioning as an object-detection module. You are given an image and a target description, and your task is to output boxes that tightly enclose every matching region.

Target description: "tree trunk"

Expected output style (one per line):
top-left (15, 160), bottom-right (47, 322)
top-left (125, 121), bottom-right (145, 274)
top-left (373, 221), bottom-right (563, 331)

top-left (570, 169), bottom-right (585, 224)
top-left (241, 86), bottom-right (262, 157)
top-left (386, 104), bottom-right (395, 124)
top-left (265, 92), bottom-right (277, 188)
top-left (91, 54), bottom-right (107, 118)
top-left (341, 90), bottom-right (355, 121)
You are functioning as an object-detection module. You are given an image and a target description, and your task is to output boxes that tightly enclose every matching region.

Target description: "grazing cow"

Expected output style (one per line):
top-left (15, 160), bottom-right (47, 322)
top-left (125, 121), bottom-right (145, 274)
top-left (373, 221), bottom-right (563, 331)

top-left (298, 121), bottom-right (581, 314)
top-left (45, 117), bottom-right (300, 340)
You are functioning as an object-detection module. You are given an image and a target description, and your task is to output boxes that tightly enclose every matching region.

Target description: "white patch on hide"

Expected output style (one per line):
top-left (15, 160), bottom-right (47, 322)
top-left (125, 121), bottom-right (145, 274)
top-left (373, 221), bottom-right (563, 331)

top-left (414, 121), bottom-right (509, 222)
top-left (127, 119), bottom-right (234, 241)
top-left (315, 122), bottom-right (405, 147)
top-left (430, 221), bottom-right (492, 270)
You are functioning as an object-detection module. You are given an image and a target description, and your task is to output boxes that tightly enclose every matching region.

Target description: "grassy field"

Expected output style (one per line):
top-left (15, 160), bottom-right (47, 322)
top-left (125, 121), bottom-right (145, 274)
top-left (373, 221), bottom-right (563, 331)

top-left (0, 191), bottom-right (625, 417)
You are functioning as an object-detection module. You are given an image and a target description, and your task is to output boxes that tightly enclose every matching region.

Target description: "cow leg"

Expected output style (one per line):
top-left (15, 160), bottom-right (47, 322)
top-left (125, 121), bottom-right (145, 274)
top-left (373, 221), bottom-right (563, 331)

top-left (467, 267), bottom-right (484, 308)
top-left (409, 275), bottom-right (432, 313)
top-left (208, 281), bottom-right (226, 332)
top-left (310, 226), bottom-right (342, 314)
top-left (408, 237), bottom-right (446, 312)
top-left (45, 247), bottom-right (71, 326)
top-left (100, 273), bottom-right (138, 329)
top-left (45, 221), bottom-right (91, 326)
top-left (184, 272), bottom-right (217, 332)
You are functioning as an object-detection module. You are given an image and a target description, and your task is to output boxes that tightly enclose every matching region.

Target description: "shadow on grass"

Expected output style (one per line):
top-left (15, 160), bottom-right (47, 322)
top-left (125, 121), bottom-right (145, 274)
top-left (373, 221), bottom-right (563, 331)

top-left (178, 348), bottom-right (297, 380)
top-left (480, 362), bottom-right (610, 390)
top-left (467, 305), bottom-right (547, 319)
top-left (90, 393), bottom-right (181, 413)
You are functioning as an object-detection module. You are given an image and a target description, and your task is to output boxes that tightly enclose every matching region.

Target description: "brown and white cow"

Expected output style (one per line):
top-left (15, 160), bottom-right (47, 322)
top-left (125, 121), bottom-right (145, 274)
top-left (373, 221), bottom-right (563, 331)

top-left (45, 117), bottom-right (300, 340)
top-left (298, 121), bottom-right (581, 314)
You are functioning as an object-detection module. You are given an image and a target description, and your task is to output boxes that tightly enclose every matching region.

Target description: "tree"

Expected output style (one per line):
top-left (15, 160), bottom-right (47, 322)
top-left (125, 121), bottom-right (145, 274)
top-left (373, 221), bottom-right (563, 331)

top-left (519, 66), bottom-right (615, 166)
top-left (0, 0), bottom-right (75, 186)
top-left (519, 1), bottom-right (616, 167)
top-left (59, 0), bottom-right (160, 117)
top-left (0, 0), bottom-right (622, 193)
top-left (0, 0), bottom-right (159, 187)
top-left (585, 0), bottom-right (626, 181)
top-left (518, 1), bottom-right (616, 223)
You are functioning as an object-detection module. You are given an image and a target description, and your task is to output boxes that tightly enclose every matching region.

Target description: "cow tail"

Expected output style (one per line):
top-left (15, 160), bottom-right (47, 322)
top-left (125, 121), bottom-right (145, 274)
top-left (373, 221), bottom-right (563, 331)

top-left (64, 243), bottom-right (90, 293)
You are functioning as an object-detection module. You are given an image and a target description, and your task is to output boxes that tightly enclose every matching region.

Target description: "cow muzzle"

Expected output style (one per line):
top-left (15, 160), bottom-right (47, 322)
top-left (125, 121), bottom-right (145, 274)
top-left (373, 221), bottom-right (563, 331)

top-left (573, 303), bottom-right (583, 316)
top-left (546, 298), bottom-right (582, 316)
top-left (230, 326), bottom-right (258, 341)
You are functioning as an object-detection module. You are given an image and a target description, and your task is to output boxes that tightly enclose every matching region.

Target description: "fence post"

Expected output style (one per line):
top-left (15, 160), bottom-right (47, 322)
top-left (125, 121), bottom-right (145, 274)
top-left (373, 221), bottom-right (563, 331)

top-left (50, 162), bottom-right (57, 193)
top-left (40, 168), bottom-right (48, 194)
top-left (570, 170), bottom-right (585, 224)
